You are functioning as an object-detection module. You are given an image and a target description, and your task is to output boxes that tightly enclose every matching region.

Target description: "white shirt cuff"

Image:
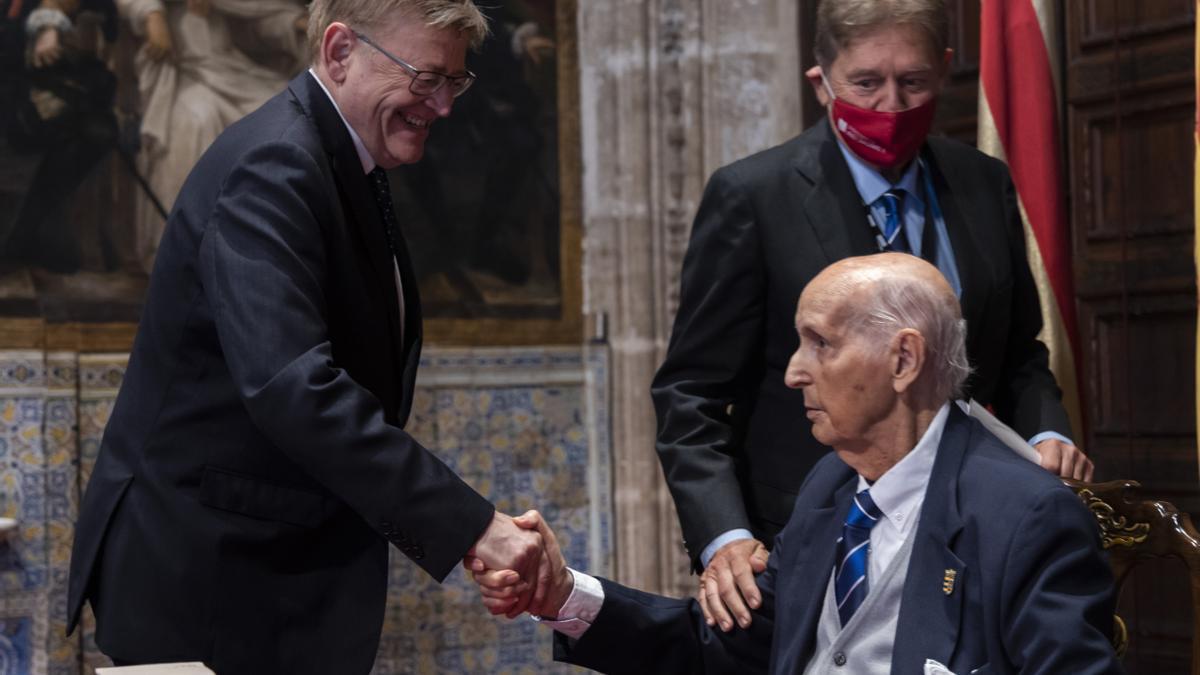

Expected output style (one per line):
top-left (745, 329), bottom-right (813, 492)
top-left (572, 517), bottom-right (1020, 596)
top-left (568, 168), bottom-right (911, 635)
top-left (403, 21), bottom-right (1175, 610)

top-left (529, 568), bottom-right (605, 639)
top-left (700, 529), bottom-right (755, 568)
top-left (1027, 430), bottom-right (1074, 447)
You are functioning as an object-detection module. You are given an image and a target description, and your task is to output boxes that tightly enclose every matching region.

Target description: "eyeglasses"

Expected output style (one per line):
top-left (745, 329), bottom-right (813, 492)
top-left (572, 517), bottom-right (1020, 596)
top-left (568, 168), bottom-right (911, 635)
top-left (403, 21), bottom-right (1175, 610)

top-left (353, 30), bottom-right (476, 98)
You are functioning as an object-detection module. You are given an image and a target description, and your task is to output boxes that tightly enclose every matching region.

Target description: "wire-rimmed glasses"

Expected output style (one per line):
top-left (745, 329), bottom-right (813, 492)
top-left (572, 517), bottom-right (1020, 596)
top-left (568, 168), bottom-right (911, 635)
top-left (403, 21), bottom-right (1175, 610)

top-left (353, 30), bottom-right (476, 98)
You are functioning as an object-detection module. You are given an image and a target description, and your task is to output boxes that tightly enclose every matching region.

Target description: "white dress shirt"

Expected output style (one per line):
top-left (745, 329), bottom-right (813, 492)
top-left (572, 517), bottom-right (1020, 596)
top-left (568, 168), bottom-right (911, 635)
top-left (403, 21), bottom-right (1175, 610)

top-left (308, 69), bottom-right (374, 174)
top-left (851, 402), bottom-right (946, 579)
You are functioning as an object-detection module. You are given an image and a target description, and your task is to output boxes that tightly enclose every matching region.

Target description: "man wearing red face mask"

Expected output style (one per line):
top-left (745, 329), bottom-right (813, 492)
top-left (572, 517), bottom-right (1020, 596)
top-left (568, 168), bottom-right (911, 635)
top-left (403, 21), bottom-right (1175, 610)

top-left (651, 0), bottom-right (1093, 633)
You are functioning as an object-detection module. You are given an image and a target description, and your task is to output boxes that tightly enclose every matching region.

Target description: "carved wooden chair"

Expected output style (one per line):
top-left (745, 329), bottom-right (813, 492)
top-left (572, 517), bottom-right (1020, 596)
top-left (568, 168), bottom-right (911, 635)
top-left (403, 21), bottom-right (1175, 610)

top-left (1065, 479), bottom-right (1200, 672)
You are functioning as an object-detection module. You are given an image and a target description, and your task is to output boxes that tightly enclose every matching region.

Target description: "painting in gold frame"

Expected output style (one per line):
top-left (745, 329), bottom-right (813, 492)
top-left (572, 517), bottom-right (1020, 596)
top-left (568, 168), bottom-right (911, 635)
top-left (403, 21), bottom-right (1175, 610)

top-left (0, 0), bottom-right (581, 351)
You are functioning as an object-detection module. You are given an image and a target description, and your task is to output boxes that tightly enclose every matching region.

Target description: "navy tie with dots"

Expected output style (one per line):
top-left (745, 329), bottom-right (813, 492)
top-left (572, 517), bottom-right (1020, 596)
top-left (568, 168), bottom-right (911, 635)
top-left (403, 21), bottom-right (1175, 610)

top-left (834, 488), bottom-right (884, 627)
top-left (368, 167), bottom-right (401, 260)
top-left (367, 167), bottom-right (407, 348)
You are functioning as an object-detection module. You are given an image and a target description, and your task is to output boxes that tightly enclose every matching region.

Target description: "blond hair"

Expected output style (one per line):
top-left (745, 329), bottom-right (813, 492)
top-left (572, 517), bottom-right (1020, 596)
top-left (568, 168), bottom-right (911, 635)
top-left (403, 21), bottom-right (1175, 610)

top-left (814, 0), bottom-right (948, 68)
top-left (306, 0), bottom-right (490, 60)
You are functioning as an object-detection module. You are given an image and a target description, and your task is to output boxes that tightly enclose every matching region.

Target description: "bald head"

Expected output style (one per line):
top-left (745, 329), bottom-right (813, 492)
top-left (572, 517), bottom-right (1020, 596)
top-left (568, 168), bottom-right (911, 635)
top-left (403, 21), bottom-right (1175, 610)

top-left (803, 253), bottom-right (969, 401)
top-left (808, 253), bottom-right (953, 304)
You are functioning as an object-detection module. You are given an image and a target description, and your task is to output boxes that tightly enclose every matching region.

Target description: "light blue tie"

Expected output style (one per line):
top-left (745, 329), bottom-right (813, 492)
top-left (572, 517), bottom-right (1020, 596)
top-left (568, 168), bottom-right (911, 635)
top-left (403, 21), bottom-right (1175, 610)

top-left (834, 488), bottom-right (884, 627)
top-left (875, 190), bottom-right (909, 253)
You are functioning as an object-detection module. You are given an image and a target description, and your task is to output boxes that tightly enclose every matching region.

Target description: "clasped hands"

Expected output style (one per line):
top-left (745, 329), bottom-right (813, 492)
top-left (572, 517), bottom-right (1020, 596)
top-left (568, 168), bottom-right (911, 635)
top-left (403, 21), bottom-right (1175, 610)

top-left (466, 510), bottom-right (573, 619)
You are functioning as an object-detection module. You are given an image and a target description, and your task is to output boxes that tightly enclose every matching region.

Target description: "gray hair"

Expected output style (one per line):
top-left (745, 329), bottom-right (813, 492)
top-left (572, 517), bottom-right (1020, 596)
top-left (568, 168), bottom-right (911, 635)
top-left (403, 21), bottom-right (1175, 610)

top-left (846, 269), bottom-right (971, 401)
top-left (306, 0), bottom-right (490, 60)
top-left (814, 0), bottom-right (949, 68)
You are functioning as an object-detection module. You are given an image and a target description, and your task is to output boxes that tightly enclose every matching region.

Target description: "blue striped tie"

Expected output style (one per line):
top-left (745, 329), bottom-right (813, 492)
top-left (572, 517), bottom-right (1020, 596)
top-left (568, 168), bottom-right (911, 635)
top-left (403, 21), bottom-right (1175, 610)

top-left (875, 190), bottom-right (910, 253)
top-left (834, 489), bottom-right (884, 627)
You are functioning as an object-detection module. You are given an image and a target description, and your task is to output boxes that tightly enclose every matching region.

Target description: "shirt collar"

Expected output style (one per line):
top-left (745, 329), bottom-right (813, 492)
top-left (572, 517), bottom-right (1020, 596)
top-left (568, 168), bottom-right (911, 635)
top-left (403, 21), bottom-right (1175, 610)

top-left (308, 69), bottom-right (375, 175)
top-left (856, 401), bottom-right (950, 537)
top-left (835, 135), bottom-right (921, 205)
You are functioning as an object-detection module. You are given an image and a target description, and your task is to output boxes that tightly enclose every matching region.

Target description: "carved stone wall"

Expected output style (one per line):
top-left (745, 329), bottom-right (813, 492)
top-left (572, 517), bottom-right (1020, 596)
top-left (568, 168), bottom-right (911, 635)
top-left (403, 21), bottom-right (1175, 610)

top-left (578, 0), bottom-right (803, 597)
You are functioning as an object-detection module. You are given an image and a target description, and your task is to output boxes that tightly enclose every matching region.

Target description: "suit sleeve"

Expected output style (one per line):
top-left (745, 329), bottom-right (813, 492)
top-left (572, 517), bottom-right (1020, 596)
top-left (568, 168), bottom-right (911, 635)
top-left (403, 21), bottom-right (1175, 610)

top-left (990, 166), bottom-right (1073, 440)
top-left (651, 164), bottom-right (767, 566)
top-left (999, 487), bottom-right (1121, 674)
top-left (554, 520), bottom-right (782, 674)
top-left (197, 142), bottom-right (494, 581)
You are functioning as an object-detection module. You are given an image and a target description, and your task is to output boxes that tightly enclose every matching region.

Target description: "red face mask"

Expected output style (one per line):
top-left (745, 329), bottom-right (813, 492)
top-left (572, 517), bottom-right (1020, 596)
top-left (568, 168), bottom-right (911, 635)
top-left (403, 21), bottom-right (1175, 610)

top-left (826, 82), bottom-right (937, 169)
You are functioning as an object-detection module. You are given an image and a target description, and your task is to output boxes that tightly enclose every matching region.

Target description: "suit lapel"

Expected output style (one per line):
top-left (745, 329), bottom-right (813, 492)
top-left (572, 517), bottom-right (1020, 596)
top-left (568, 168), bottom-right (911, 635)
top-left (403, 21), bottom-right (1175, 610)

top-left (893, 406), bottom-right (971, 675)
top-left (390, 226), bottom-right (423, 424)
top-left (779, 476), bottom-right (858, 669)
top-left (922, 144), bottom-right (989, 342)
top-left (288, 74), bottom-right (407, 411)
top-left (794, 120), bottom-right (879, 264)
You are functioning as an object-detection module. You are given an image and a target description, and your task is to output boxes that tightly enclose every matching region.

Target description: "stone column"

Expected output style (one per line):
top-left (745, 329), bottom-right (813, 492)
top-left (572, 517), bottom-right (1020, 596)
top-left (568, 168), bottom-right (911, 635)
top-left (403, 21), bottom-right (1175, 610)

top-left (579, 0), bottom-right (802, 597)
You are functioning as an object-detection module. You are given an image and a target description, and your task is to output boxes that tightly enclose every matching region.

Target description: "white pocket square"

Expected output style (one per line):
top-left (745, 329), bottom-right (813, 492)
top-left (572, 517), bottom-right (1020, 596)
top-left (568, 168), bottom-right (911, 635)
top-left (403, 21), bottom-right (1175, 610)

top-left (924, 659), bottom-right (957, 675)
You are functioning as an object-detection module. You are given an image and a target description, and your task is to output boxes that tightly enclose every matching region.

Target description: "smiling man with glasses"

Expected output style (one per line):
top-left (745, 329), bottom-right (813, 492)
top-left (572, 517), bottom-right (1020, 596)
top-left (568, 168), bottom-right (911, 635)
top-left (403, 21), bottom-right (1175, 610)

top-left (66, 3), bottom-right (556, 674)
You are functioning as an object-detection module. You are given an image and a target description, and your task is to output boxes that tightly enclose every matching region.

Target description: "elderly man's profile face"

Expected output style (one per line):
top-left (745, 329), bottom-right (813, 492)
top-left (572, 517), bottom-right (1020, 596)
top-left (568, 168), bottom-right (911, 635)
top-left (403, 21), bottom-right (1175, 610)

top-left (815, 23), bottom-right (949, 113)
top-left (784, 278), bottom-right (896, 452)
top-left (337, 18), bottom-right (469, 168)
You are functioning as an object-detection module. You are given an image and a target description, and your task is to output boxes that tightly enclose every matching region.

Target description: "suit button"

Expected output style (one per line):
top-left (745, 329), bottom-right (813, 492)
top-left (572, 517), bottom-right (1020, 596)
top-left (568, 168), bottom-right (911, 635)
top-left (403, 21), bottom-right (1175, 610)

top-left (833, 652), bottom-right (846, 667)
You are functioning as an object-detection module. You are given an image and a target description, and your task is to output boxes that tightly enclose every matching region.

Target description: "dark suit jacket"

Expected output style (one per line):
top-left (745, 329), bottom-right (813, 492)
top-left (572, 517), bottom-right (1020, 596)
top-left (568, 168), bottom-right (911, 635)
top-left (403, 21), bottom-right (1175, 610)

top-left (65, 72), bottom-right (495, 675)
top-left (556, 406), bottom-right (1120, 675)
top-left (652, 119), bottom-right (1072, 562)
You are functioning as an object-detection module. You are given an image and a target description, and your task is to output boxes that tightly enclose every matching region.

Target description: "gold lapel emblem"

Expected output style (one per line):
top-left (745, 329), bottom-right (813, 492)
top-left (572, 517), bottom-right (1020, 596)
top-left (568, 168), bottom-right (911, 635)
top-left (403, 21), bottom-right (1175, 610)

top-left (942, 569), bottom-right (957, 596)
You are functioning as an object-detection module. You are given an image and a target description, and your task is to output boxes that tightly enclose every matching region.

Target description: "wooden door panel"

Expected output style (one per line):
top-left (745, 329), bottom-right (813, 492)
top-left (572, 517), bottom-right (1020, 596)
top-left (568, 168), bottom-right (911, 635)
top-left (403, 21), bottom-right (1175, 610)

top-left (1083, 301), bottom-right (1195, 437)
top-left (1071, 95), bottom-right (1194, 241)
top-left (1067, 0), bottom-right (1196, 671)
top-left (1117, 557), bottom-right (1195, 674)
top-left (1067, 35), bottom-right (1195, 104)
top-left (1070, 0), bottom-right (1196, 52)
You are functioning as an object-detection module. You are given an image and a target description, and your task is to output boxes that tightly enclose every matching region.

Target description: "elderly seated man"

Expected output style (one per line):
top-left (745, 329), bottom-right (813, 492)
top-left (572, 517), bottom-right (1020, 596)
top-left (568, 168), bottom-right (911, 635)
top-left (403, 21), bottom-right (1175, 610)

top-left (470, 253), bottom-right (1120, 675)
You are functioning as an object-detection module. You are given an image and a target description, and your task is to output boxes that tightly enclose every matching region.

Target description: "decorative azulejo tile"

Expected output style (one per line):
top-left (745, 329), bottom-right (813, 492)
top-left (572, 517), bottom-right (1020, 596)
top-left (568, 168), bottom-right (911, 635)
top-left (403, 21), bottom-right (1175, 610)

top-left (372, 346), bottom-right (609, 674)
top-left (77, 355), bottom-right (126, 675)
top-left (0, 612), bottom-right (33, 675)
top-left (0, 350), bottom-right (49, 675)
top-left (0, 351), bottom-right (128, 675)
top-left (0, 352), bottom-right (43, 392)
top-left (0, 345), bottom-right (612, 675)
top-left (43, 353), bottom-right (79, 675)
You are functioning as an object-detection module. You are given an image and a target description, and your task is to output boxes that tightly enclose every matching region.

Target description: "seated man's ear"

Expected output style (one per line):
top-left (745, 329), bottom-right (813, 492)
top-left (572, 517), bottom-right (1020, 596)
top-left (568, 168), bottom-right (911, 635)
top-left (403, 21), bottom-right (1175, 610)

top-left (891, 328), bottom-right (926, 394)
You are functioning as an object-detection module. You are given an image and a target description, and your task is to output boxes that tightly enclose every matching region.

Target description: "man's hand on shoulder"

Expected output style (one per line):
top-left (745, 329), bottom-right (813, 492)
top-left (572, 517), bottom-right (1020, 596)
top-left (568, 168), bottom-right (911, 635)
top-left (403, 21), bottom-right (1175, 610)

top-left (697, 538), bottom-right (768, 632)
top-left (1034, 438), bottom-right (1094, 482)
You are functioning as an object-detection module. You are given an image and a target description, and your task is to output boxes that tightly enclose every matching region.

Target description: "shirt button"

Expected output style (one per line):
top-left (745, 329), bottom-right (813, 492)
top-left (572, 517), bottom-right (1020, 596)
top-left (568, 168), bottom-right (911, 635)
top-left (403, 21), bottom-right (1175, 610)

top-left (833, 652), bottom-right (847, 666)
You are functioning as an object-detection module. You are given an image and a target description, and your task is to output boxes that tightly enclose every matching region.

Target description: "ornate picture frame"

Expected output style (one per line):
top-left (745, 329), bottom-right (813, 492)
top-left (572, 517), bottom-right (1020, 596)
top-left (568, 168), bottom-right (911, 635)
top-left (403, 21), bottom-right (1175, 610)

top-left (0, 0), bottom-right (580, 351)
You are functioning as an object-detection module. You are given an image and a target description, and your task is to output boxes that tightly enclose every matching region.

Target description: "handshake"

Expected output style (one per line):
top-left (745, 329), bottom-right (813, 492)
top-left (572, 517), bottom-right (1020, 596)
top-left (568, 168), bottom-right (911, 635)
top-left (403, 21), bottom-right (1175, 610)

top-left (464, 510), bottom-right (572, 619)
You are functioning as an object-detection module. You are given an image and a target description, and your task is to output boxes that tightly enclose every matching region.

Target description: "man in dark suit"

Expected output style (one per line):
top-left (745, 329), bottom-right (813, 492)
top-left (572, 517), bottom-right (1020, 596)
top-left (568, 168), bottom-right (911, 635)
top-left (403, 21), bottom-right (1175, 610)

top-left (652, 0), bottom-right (1094, 627)
top-left (65, 3), bottom-right (552, 673)
top-left (471, 254), bottom-right (1120, 675)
